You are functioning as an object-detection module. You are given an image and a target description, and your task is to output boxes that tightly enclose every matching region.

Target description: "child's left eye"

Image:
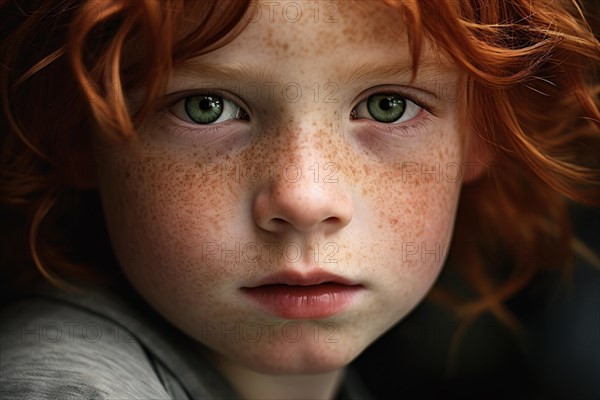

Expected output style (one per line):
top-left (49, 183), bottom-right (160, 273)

top-left (351, 93), bottom-right (423, 123)
top-left (170, 94), bottom-right (249, 125)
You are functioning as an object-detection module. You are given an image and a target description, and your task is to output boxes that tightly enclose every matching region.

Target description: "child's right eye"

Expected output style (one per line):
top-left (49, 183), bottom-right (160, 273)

top-left (170, 94), bottom-right (249, 125)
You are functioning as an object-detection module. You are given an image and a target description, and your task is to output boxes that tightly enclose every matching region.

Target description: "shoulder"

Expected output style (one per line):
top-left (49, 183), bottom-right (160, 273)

top-left (0, 295), bottom-right (171, 400)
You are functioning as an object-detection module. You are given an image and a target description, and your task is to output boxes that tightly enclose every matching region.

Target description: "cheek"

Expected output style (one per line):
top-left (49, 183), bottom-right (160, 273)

top-left (373, 159), bottom-right (461, 246)
top-left (355, 126), bottom-right (464, 310)
top-left (94, 141), bottom-right (248, 304)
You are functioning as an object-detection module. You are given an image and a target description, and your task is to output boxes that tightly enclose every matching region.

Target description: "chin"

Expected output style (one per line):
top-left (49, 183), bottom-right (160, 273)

top-left (214, 333), bottom-right (364, 375)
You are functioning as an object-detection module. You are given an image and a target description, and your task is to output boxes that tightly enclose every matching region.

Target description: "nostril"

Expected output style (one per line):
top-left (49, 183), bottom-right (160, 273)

top-left (324, 216), bottom-right (340, 225)
top-left (272, 218), bottom-right (287, 226)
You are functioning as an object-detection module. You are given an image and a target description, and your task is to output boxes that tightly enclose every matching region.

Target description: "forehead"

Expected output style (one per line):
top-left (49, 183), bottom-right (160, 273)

top-left (177, 0), bottom-right (455, 82)
top-left (238, 0), bottom-right (401, 52)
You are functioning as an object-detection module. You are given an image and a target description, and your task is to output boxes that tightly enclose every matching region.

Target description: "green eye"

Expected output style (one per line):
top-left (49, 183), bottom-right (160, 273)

top-left (184, 95), bottom-right (224, 124)
top-left (366, 94), bottom-right (406, 123)
top-left (170, 94), bottom-right (249, 125)
top-left (351, 92), bottom-right (422, 124)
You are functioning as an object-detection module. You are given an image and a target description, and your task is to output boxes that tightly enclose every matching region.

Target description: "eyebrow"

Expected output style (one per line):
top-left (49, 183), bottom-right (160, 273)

top-left (338, 60), bottom-right (456, 85)
top-left (173, 58), bottom-right (456, 87)
top-left (174, 62), bottom-right (280, 85)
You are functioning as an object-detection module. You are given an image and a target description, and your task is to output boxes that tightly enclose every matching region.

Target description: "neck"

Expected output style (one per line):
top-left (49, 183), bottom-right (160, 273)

top-left (212, 354), bottom-right (345, 400)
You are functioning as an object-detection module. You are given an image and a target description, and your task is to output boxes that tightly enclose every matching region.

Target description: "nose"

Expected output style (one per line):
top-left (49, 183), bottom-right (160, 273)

top-left (253, 162), bottom-right (353, 236)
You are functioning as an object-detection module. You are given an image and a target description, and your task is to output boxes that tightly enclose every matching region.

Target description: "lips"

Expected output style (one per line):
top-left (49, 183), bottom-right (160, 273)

top-left (240, 270), bottom-right (363, 319)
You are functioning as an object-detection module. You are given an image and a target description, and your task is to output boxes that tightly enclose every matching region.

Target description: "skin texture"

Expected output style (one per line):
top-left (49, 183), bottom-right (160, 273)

top-left (93, 1), bottom-right (479, 398)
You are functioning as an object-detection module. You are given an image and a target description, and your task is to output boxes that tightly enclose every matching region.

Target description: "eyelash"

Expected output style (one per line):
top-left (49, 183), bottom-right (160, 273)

top-left (169, 90), bottom-right (249, 120)
top-left (157, 91), bottom-right (249, 139)
top-left (159, 88), bottom-right (438, 138)
top-left (353, 89), bottom-right (436, 117)
top-left (349, 89), bottom-right (438, 137)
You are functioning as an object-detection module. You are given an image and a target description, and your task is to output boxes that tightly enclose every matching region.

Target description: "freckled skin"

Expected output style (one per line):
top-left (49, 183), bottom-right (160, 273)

top-left (94, 0), bottom-right (472, 378)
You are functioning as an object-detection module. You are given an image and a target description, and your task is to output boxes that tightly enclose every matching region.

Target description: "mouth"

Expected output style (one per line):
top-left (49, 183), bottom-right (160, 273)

top-left (240, 270), bottom-right (363, 319)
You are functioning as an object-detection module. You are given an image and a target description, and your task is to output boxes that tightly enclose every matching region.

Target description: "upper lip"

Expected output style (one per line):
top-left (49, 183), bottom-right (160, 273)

top-left (243, 270), bottom-right (360, 288)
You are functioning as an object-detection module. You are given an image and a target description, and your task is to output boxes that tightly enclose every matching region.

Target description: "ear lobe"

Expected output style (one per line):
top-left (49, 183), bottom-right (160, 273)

top-left (462, 131), bottom-right (493, 184)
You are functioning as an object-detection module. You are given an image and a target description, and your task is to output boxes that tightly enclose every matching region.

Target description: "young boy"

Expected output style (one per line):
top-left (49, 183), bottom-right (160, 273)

top-left (1, 0), bottom-right (599, 398)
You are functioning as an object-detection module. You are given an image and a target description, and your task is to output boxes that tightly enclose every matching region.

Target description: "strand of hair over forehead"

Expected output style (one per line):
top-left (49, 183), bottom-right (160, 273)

top-left (68, 0), bottom-right (175, 139)
top-left (386, 0), bottom-right (600, 82)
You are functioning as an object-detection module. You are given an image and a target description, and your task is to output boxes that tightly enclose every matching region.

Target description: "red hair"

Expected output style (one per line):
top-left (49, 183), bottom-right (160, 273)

top-left (1, 0), bottom-right (599, 348)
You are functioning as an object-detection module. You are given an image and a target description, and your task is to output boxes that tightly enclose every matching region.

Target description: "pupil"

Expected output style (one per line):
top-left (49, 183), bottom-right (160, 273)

top-left (379, 98), bottom-right (392, 110)
top-left (199, 98), bottom-right (213, 110)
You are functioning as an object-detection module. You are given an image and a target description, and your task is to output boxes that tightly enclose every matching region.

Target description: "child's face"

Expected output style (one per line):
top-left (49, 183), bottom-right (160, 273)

top-left (94, 0), bottom-right (470, 374)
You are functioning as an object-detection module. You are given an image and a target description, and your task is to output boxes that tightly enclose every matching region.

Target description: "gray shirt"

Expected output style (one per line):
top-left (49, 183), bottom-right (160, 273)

top-left (0, 285), bottom-right (373, 400)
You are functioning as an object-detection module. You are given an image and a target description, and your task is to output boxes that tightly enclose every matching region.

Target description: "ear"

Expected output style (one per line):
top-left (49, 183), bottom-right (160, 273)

top-left (462, 131), bottom-right (493, 184)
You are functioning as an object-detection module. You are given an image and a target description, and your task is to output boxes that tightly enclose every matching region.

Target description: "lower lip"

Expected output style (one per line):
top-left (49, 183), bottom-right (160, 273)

top-left (241, 283), bottom-right (362, 319)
